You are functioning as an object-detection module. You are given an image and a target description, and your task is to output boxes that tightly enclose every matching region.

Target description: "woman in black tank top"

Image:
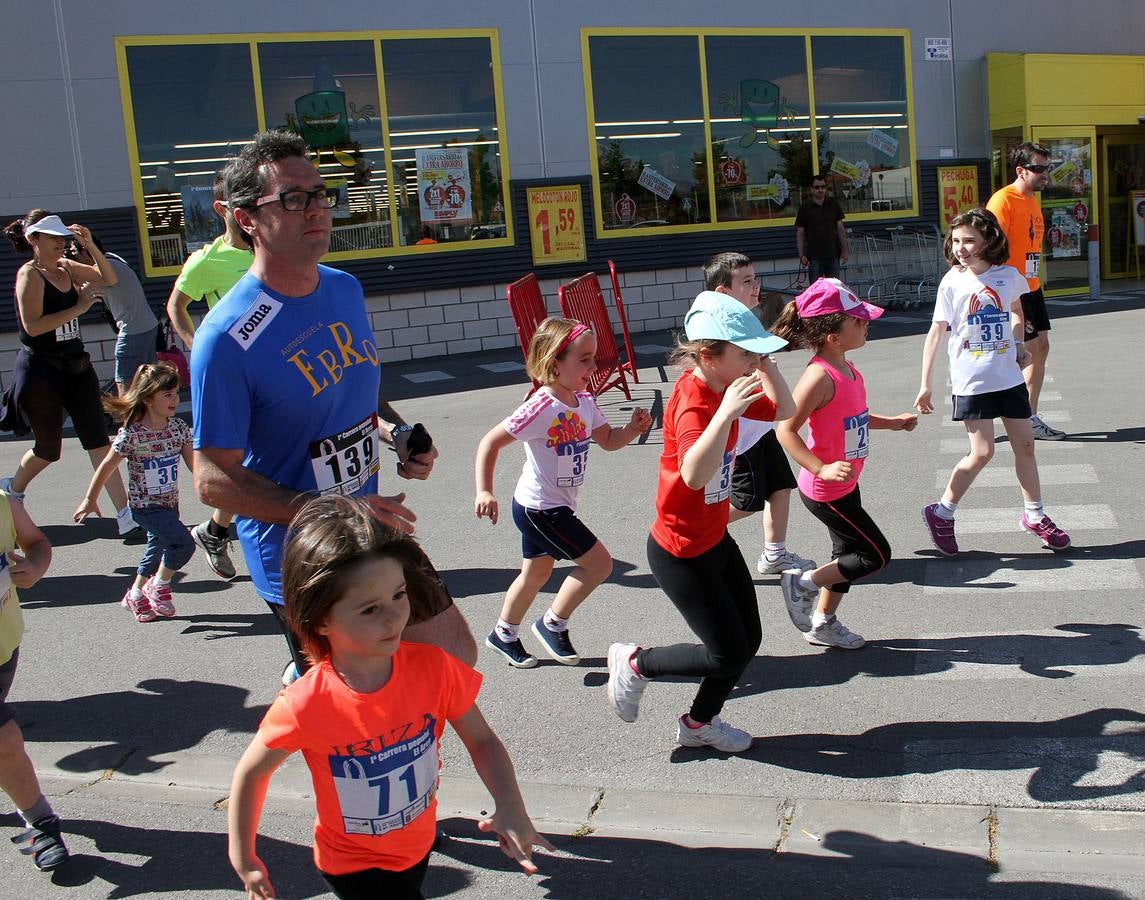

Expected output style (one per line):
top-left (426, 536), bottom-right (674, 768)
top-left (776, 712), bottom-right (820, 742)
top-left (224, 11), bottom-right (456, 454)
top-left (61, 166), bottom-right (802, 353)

top-left (1, 210), bottom-right (132, 527)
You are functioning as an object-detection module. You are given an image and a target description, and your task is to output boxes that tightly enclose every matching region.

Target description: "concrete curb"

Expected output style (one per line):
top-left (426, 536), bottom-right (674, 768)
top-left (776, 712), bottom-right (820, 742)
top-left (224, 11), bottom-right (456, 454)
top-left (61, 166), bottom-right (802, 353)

top-left (29, 746), bottom-right (1145, 878)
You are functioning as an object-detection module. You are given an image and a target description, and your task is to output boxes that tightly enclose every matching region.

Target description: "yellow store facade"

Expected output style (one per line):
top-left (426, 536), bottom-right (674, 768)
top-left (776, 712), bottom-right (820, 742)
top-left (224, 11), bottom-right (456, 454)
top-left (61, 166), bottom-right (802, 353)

top-left (988, 52), bottom-right (1145, 296)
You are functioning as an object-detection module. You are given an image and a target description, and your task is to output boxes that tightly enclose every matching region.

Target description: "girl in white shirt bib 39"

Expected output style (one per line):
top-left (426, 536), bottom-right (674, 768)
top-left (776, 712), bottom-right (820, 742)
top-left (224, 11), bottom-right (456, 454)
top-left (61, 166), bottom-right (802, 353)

top-left (916, 208), bottom-right (1070, 556)
top-left (475, 318), bottom-right (652, 668)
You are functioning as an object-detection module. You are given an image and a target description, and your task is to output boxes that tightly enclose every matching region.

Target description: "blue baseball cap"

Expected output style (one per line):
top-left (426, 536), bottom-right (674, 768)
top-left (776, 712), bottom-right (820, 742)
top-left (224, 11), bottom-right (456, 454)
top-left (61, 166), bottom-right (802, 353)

top-left (684, 291), bottom-right (788, 354)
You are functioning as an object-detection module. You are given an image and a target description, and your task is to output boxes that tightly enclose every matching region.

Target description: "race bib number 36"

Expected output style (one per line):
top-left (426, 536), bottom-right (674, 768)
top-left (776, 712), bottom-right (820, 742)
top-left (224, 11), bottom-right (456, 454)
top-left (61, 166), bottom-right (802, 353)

top-left (330, 717), bottom-right (440, 836)
top-left (309, 414), bottom-right (381, 495)
top-left (843, 410), bottom-right (870, 461)
top-left (142, 455), bottom-right (179, 494)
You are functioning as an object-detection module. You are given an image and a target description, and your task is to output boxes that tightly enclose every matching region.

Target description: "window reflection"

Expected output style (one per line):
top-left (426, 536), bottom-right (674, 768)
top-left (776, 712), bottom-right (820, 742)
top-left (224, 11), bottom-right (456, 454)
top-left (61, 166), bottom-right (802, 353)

top-left (589, 35), bottom-right (710, 229)
top-left (258, 41), bottom-right (392, 251)
top-left (810, 36), bottom-right (912, 213)
top-left (125, 43), bottom-right (258, 270)
top-left (381, 37), bottom-right (507, 246)
top-left (704, 36), bottom-right (809, 222)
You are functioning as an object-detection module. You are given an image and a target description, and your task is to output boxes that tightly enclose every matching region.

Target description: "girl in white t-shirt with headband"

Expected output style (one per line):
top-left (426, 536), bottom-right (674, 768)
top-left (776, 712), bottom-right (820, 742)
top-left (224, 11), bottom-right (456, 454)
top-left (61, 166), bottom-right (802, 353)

top-left (916, 207), bottom-right (1070, 556)
top-left (475, 318), bottom-right (652, 668)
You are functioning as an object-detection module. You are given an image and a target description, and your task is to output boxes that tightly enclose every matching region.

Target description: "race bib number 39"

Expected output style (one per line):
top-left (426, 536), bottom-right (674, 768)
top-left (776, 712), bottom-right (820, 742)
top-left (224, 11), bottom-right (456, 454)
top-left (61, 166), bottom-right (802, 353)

top-left (142, 455), bottom-right (179, 494)
top-left (310, 414), bottom-right (381, 495)
top-left (843, 410), bottom-right (870, 461)
top-left (330, 717), bottom-right (440, 836)
top-left (704, 450), bottom-right (735, 505)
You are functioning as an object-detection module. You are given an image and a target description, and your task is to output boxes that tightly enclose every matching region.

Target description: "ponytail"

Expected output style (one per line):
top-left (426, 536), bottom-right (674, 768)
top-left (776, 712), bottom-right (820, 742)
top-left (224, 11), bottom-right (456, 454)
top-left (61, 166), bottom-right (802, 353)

top-left (769, 299), bottom-right (848, 351)
top-left (4, 209), bottom-right (53, 255)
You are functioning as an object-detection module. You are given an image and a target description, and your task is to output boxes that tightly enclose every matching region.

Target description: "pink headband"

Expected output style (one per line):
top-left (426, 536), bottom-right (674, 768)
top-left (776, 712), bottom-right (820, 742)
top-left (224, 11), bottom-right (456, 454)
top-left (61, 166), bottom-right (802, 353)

top-left (554, 322), bottom-right (590, 356)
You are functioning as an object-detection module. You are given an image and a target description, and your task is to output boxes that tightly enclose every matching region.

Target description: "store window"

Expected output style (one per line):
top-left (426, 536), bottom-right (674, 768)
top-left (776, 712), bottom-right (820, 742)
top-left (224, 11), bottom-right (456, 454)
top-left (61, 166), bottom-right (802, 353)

top-left (704, 35), bottom-right (809, 223)
top-left (584, 29), bottom-right (916, 237)
top-left (381, 37), bottom-right (507, 247)
top-left (122, 42), bottom-right (259, 270)
top-left (810, 35), bottom-right (912, 214)
top-left (587, 35), bottom-right (710, 230)
top-left (257, 40), bottom-right (392, 252)
top-left (117, 32), bottom-right (510, 275)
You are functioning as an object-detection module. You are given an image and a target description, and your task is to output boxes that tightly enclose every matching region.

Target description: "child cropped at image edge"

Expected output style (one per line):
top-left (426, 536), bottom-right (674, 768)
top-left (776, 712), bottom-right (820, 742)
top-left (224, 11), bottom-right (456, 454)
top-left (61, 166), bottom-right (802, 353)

top-left (0, 489), bottom-right (67, 872)
top-left (916, 207), bottom-right (1070, 556)
top-left (773, 278), bottom-right (917, 650)
top-left (228, 494), bottom-right (551, 900)
top-left (607, 291), bottom-right (793, 755)
top-left (74, 362), bottom-right (195, 622)
top-left (704, 251), bottom-right (815, 577)
top-left (475, 317), bottom-right (652, 669)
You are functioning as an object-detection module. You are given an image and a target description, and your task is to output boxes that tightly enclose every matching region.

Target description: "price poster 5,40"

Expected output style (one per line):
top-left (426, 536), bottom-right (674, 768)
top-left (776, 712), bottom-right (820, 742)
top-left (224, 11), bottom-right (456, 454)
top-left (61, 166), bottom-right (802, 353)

top-left (526, 185), bottom-right (587, 266)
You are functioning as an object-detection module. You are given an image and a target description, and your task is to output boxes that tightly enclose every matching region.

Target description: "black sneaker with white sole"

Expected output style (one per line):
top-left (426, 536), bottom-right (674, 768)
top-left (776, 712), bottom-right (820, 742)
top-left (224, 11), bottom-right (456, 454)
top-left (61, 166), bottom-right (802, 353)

top-left (485, 631), bottom-right (538, 668)
top-left (531, 618), bottom-right (580, 664)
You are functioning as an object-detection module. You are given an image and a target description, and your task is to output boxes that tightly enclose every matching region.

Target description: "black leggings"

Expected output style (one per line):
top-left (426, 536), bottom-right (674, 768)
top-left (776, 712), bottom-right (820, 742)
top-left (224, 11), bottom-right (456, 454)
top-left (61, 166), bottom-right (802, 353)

top-left (320, 852), bottom-right (431, 899)
top-left (637, 532), bottom-right (762, 723)
top-left (14, 349), bottom-right (109, 459)
top-left (799, 485), bottom-right (890, 595)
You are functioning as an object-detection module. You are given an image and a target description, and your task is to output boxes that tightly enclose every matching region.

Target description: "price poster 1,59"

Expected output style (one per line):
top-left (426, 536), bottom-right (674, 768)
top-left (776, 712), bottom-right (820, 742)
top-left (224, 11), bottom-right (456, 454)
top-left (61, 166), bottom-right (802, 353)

top-left (526, 185), bottom-right (587, 266)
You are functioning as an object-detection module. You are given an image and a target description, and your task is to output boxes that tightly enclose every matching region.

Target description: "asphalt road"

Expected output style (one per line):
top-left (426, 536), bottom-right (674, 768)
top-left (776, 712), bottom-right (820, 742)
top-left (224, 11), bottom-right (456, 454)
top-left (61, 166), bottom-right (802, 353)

top-left (2, 293), bottom-right (1142, 898)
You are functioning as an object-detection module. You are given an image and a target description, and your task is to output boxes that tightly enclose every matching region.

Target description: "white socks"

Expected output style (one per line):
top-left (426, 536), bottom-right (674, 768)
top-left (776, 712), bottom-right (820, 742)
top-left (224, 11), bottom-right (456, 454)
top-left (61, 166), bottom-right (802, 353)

top-left (1024, 500), bottom-right (1045, 525)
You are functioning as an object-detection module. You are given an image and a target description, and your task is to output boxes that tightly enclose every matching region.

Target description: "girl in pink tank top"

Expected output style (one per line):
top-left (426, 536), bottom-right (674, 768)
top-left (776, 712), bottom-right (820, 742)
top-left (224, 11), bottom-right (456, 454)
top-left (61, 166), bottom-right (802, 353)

top-left (773, 279), bottom-right (917, 651)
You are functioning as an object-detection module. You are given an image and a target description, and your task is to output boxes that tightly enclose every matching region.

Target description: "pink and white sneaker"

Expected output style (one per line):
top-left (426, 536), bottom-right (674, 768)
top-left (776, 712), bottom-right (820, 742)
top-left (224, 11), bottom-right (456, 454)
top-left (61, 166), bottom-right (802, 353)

top-left (121, 588), bottom-right (157, 624)
top-left (1020, 515), bottom-right (1071, 551)
top-left (142, 577), bottom-right (176, 617)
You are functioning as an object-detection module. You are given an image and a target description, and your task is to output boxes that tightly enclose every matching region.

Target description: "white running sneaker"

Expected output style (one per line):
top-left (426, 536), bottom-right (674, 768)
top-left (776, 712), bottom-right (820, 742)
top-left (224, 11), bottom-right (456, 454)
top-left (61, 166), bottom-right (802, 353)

top-left (804, 616), bottom-right (866, 649)
top-left (1030, 415), bottom-right (1066, 441)
top-left (757, 549), bottom-right (817, 576)
top-left (606, 643), bottom-right (647, 723)
top-left (675, 715), bottom-right (753, 753)
top-left (0, 477), bottom-right (25, 503)
top-left (780, 571), bottom-right (816, 633)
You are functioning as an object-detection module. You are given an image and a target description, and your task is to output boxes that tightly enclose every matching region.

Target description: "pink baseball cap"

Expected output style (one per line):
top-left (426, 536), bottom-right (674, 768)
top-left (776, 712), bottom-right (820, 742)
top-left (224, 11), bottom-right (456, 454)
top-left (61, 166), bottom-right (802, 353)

top-left (795, 277), bottom-right (884, 320)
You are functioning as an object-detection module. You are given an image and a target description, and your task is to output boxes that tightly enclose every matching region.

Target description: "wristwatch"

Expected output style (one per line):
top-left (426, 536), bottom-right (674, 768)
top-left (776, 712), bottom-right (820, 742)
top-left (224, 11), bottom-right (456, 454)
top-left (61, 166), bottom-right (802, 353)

top-left (390, 423), bottom-right (414, 442)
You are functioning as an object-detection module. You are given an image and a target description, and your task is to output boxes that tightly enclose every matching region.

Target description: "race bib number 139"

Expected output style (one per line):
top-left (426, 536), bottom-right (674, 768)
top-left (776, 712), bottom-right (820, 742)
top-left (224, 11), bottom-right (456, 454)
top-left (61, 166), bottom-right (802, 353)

top-left (309, 414), bottom-right (381, 495)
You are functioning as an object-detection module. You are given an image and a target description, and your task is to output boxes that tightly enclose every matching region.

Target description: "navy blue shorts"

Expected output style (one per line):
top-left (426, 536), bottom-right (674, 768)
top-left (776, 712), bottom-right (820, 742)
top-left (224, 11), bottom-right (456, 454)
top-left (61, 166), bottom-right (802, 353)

top-left (511, 499), bottom-right (599, 560)
top-left (0, 648), bottom-right (19, 729)
top-left (952, 382), bottom-right (1032, 421)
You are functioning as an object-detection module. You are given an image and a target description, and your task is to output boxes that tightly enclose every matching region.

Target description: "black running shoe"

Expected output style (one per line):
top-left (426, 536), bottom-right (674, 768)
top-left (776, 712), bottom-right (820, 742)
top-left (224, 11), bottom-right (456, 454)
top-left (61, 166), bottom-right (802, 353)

top-left (531, 618), bottom-right (580, 665)
top-left (484, 631), bottom-right (537, 668)
top-left (11, 814), bottom-right (69, 872)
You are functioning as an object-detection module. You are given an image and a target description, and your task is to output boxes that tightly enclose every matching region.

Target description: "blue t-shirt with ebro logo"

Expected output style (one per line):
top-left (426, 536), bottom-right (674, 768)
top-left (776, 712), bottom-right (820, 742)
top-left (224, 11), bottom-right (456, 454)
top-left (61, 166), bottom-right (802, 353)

top-left (191, 266), bottom-right (382, 604)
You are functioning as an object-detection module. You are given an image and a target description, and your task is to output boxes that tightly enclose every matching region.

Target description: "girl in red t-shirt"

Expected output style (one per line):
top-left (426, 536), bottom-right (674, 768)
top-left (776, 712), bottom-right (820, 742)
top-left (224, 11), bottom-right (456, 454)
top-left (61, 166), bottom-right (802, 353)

top-left (227, 495), bottom-right (551, 899)
top-left (606, 291), bottom-right (792, 755)
top-left (773, 278), bottom-right (917, 651)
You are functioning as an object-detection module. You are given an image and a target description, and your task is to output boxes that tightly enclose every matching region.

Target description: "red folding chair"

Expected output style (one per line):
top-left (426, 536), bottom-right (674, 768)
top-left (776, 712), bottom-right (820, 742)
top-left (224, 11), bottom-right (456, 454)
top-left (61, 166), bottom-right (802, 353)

top-left (557, 272), bottom-right (632, 400)
top-left (506, 273), bottom-right (548, 391)
top-left (606, 260), bottom-right (640, 384)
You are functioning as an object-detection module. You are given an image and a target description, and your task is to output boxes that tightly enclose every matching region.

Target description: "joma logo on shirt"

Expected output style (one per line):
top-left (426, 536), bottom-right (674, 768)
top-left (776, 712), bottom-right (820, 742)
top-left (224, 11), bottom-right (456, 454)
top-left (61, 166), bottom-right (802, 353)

top-left (288, 321), bottom-right (379, 395)
top-left (227, 294), bottom-right (283, 348)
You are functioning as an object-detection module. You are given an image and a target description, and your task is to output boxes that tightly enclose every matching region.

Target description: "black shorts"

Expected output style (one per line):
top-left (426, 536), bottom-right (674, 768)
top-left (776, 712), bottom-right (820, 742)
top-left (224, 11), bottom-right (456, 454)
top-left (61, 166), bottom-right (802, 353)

top-left (1020, 287), bottom-right (1051, 339)
top-left (952, 382), bottom-right (1032, 421)
top-left (729, 430), bottom-right (797, 512)
top-left (512, 499), bottom-right (599, 560)
top-left (0, 648), bottom-right (19, 729)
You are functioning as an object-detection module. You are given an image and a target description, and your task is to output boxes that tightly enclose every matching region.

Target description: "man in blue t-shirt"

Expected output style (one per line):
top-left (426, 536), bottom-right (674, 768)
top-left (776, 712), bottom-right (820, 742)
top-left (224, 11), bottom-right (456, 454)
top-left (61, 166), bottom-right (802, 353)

top-left (191, 131), bottom-right (475, 683)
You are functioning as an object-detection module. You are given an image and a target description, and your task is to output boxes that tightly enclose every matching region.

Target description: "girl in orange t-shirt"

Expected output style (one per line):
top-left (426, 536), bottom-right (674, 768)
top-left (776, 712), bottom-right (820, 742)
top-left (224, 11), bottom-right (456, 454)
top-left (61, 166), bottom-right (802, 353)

top-left (227, 494), bottom-right (551, 899)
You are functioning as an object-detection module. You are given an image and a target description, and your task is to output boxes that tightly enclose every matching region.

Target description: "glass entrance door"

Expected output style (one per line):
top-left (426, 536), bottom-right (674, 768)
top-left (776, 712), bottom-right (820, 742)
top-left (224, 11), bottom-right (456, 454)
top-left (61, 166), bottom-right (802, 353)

top-left (1032, 128), bottom-right (1097, 297)
top-left (1101, 134), bottom-right (1145, 279)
